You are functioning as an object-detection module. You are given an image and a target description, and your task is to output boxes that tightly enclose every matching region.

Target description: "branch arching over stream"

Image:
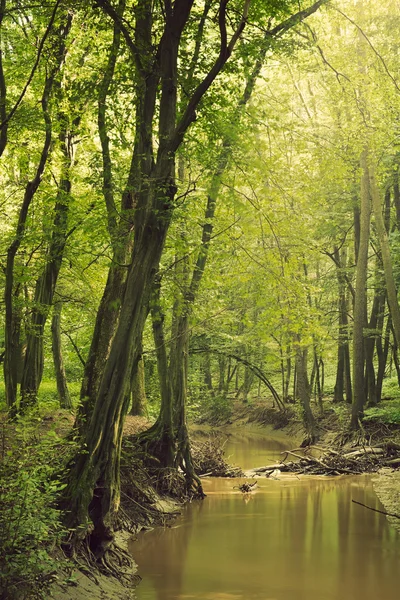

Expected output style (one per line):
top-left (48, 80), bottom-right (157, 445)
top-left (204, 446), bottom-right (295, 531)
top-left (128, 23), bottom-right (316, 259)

top-left (191, 347), bottom-right (286, 412)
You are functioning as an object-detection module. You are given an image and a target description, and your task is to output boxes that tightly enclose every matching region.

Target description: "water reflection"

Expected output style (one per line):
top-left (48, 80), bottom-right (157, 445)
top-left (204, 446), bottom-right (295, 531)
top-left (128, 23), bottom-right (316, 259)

top-left (191, 425), bottom-right (294, 471)
top-left (130, 449), bottom-right (400, 600)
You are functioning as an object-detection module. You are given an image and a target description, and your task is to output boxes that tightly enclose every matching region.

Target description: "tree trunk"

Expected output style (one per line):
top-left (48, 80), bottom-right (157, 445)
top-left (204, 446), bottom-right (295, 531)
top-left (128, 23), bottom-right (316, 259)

top-left (76, 2), bottom-right (133, 431)
top-left (20, 110), bottom-right (74, 411)
top-left (130, 355), bottom-right (146, 416)
top-left (203, 351), bottom-right (214, 397)
top-left (4, 17), bottom-right (71, 414)
top-left (218, 355), bottom-right (226, 393)
top-left (351, 150), bottom-right (371, 429)
top-left (52, 301), bottom-right (72, 410)
top-left (333, 246), bottom-right (352, 403)
top-left (295, 338), bottom-right (316, 444)
top-left (370, 164), bottom-right (400, 348)
top-left (376, 309), bottom-right (390, 401)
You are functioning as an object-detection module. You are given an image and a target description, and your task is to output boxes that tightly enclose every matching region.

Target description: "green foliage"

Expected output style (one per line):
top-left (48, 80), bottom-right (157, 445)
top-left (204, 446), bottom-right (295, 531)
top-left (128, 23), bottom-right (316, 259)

top-left (0, 418), bottom-right (76, 599)
top-left (198, 393), bottom-right (233, 424)
top-left (364, 400), bottom-right (400, 424)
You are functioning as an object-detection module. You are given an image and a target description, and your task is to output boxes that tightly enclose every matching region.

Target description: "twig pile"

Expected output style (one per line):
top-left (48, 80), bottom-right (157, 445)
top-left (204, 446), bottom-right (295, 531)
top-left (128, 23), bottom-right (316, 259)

top-left (245, 443), bottom-right (400, 477)
top-left (191, 436), bottom-right (243, 478)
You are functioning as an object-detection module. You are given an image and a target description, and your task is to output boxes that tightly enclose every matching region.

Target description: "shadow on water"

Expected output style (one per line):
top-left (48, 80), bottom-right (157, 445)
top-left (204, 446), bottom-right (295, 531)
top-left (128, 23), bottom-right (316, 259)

top-left (130, 432), bottom-right (400, 600)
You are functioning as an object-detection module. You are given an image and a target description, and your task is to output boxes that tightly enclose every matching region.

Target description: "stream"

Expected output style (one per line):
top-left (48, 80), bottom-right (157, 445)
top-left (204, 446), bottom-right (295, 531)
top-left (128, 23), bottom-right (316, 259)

top-left (129, 427), bottom-right (400, 600)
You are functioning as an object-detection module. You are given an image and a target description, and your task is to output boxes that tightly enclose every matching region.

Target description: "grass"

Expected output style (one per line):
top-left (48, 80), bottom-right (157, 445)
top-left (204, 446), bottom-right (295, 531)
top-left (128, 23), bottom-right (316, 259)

top-left (0, 380), bottom-right (81, 415)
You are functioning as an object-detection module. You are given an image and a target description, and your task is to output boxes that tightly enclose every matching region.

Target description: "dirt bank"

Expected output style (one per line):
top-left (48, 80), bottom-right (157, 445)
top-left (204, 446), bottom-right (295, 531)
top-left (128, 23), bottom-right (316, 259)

top-left (373, 469), bottom-right (400, 535)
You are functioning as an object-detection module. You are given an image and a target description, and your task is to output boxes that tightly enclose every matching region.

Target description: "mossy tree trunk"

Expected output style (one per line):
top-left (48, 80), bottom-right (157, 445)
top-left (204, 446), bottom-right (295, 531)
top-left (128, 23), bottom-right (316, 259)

top-left (63, 0), bottom-right (254, 550)
top-left (76, 0), bottom-right (133, 432)
top-left (130, 355), bottom-right (147, 416)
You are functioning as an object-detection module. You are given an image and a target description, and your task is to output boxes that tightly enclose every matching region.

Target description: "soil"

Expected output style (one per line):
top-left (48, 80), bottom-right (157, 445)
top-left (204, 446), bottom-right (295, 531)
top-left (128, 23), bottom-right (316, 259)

top-left (372, 469), bottom-right (400, 534)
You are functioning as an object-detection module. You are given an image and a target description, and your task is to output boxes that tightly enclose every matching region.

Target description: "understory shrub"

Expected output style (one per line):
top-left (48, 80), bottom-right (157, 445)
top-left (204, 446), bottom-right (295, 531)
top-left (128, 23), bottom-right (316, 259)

top-left (0, 417), bottom-right (76, 599)
top-left (364, 400), bottom-right (400, 425)
top-left (198, 394), bottom-right (233, 424)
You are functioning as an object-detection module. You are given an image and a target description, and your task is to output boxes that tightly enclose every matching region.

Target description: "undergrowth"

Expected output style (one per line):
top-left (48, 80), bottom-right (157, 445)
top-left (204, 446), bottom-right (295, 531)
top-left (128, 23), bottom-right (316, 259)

top-left (364, 400), bottom-right (400, 425)
top-left (0, 416), bottom-right (77, 599)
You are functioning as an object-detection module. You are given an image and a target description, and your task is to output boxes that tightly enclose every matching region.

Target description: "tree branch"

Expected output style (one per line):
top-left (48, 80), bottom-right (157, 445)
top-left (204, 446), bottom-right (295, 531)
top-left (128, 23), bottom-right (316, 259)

top-left (335, 7), bottom-right (400, 94)
top-left (0, 0), bottom-right (62, 132)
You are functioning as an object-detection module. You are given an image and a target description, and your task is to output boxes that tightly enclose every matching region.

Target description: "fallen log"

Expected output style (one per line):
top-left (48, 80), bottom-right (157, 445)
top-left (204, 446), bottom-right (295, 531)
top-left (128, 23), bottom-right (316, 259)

top-left (344, 447), bottom-right (384, 458)
top-left (252, 462), bottom-right (288, 472)
top-left (382, 458), bottom-right (400, 466)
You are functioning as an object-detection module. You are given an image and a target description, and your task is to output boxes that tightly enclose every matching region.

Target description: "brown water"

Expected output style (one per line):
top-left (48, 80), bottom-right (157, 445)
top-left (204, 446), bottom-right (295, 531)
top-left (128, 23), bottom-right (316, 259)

top-left (130, 428), bottom-right (400, 600)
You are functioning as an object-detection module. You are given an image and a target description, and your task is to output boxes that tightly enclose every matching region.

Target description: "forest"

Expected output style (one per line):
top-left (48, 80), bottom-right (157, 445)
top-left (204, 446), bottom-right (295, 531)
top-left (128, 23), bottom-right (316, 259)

top-left (1, 0), bottom-right (400, 599)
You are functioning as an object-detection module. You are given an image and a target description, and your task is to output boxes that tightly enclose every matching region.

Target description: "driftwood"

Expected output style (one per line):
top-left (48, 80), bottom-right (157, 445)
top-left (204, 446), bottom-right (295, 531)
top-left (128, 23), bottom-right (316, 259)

top-left (234, 481), bottom-right (257, 493)
top-left (244, 443), bottom-right (400, 478)
top-left (343, 447), bottom-right (384, 458)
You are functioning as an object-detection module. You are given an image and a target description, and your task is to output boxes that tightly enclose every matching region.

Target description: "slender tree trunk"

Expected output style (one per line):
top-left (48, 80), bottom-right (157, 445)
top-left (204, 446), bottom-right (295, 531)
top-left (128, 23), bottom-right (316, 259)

top-left (218, 355), bottom-right (226, 393)
top-left (364, 290), bottom-right (380, 406)
top-left (333, 246), bottom-right (351, 403)
top-left (52, 301), bottom-right (72, 409)
top-left (76, 1), bottom-right (133, 430)
top-left (0, 0), bottom-right (8, 158)
top-left (294, 338), bottom-right (316, 444)
top-left (370, 164), bottom-right (400, 348)
top-left (20, 106), bottom-right (74, 410)
top-left (285, 349), bottom-right (292, 402)
top-left (4, 18), bottom-right (71, 413)
top-left (203, 352), bottom-right (214, 397)
top-left (351, 150), bottom-right (371, 429)
top-left (376, 309), bottom-right (390, 401)
top-left (147, 277), bottom-right (175, 467)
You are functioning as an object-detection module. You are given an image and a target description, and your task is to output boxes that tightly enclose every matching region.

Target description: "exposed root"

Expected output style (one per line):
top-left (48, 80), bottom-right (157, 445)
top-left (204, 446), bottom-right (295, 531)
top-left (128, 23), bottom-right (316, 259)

top-left (97, 543), bottom-right (139, 586)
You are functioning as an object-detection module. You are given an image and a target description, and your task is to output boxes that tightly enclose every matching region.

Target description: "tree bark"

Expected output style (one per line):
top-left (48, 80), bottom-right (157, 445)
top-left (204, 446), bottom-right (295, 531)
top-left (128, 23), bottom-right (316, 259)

top-left (333, 246), bottom-right (352, 403)
top-left (294, 338), bottom-right (316, 444)
top-left (370, 164), bottom-right (400, 348)
top-left (130, 355), bottom-right (146, 416)
top-left (52, 301), bottom-right (72, 409)
top-left (351, 150), bottom-right (371, 429)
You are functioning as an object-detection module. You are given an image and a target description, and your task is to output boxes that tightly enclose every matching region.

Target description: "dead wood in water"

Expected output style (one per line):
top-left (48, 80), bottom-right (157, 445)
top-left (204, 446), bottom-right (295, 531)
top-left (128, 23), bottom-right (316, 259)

top-left (191, 435), bottom-right (243, 478)
top-left (244, 443), bottom-right (400, 477)
top-left (234, 481), bottom-right (257, 493)
top-left (352, 499), bottom-right (400, 519)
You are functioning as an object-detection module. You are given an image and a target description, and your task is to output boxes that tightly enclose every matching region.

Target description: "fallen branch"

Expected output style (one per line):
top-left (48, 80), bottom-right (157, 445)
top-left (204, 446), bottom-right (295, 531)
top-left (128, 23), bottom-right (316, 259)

top-left (352, 499), bottom-right (400, 519)
top-left (344, 447), bottom-right (384, 459)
